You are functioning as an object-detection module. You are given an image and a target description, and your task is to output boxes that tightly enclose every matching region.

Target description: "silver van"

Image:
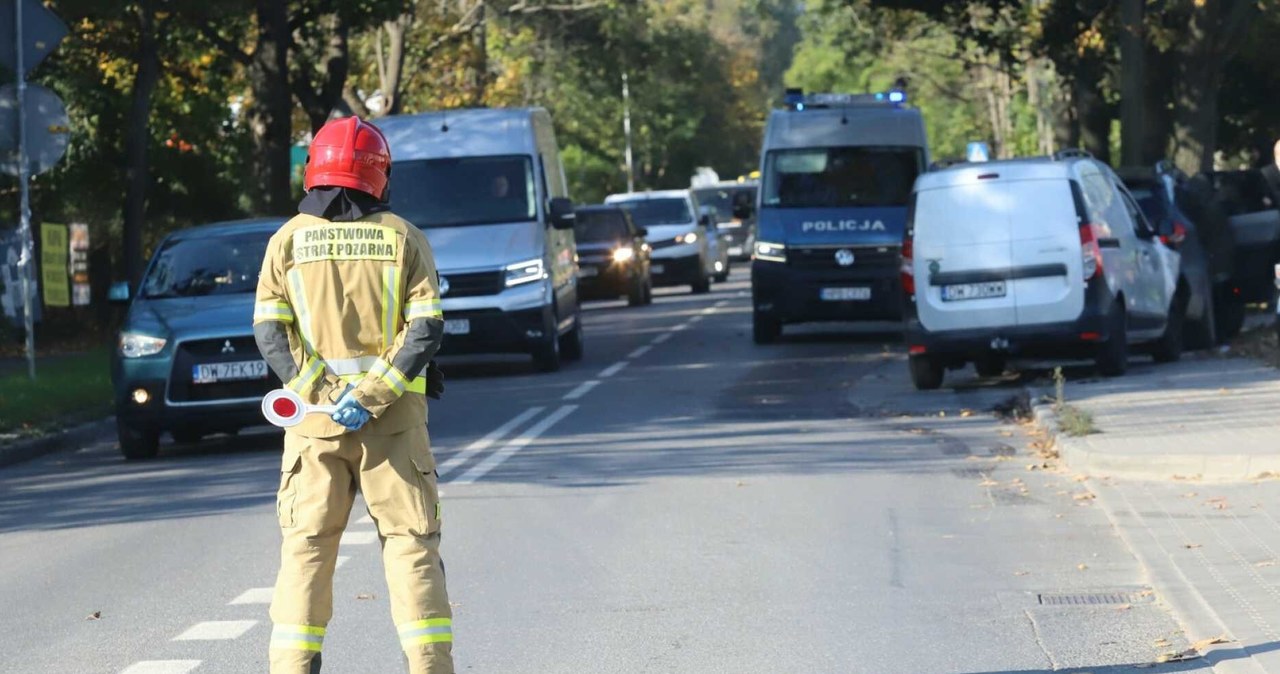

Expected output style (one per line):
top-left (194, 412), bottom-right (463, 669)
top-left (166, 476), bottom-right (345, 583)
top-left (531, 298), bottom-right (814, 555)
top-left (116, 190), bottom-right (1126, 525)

top-left (375, 108), bottom-right (583, 372)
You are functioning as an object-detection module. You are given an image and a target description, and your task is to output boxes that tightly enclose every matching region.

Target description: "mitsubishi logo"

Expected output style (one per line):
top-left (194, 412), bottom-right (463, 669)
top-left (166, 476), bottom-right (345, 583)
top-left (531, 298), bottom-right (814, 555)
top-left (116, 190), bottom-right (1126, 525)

top-left (834, 249), bottom-right (856, 267)
top-left (221, 340), bottom-right (236, 355)
top-left (439, 276), bottom-right (451, 297)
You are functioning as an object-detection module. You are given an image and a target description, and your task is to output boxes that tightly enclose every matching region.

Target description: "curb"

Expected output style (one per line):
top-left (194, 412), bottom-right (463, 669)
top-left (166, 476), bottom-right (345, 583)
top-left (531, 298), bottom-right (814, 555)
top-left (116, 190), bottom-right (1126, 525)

top-left (0, 417), bottom-right (114, 469)
top-left (1031, 404), bottom-right (1269, 674)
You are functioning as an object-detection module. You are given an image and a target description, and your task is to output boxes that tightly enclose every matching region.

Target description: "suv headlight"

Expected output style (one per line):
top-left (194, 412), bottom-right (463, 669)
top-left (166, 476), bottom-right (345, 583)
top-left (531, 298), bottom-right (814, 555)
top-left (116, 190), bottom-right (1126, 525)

top-left (612, 247), bottom-right (635, 263)
top-left (678, 232), bottom-right (699, 245)
top-left (119, 332), bottom-right (167, 358)
top-left (754, 240), bottom-right (786, 263)
top-left (505, 258), bottom-right (546, 287)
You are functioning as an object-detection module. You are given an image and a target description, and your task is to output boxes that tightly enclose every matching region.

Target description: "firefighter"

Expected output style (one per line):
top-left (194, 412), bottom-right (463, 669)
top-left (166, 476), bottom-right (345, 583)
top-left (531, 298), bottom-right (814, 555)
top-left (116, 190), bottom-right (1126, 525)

top-left (253, 116), bottom-right (453, 674)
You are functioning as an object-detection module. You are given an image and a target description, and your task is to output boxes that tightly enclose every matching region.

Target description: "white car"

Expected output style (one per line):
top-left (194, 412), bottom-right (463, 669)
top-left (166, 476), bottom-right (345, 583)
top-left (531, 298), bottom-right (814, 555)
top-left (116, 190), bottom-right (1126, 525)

top-left (903, 152), bottom-right (1188, 390)
top-left (605, 190), bottom-right (722, 294)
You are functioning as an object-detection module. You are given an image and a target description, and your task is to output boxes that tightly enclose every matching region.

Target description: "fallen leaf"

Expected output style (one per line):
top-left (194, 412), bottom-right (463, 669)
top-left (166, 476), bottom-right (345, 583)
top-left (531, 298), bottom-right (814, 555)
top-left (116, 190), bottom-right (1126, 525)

top-left (736, 481), bottom-right (746, 487)
top-left (356, 593), bottom-right (376, 600)
top-left (1013, 570), bottom-right (1030, 576)
top-left (1077, 563), bottom-right (1088, 571)
top-left (1184, 543), bottom-right (1202, 549)
top-left (1191, 635), bottom-right (1230, 651)
top-left (1181, 492), bottom-right (1199, 498)
top-left (1114, 603), bottom-right (1132, 611)
top-left (1152, 638), bottom-right (1172, 647)
top-left (1073, 475), bottom-right (1089, 482)
top-left (1054, 513), bottom-right (1064, 519)
top-left (1073, 492), bottom-right (1097, 501)
top-left (1000, 430), bottom-right (1014, 437)
top-left (979, 479), bottom-right (999, 487)
top-left (1256, 559), bottom-right (1277, 568)
top-left (86, 611), bottom-right (101, 621)
top-left (1027, 464), bottom-right (1040, 471)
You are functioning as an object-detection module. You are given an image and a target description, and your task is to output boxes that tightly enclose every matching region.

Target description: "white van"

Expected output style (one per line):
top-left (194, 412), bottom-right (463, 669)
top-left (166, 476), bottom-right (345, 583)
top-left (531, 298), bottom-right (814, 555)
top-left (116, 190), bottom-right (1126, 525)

top-left (904, 153), bottom-right (1187, 390)
top-left (375, 108), bottom-right (583, 372)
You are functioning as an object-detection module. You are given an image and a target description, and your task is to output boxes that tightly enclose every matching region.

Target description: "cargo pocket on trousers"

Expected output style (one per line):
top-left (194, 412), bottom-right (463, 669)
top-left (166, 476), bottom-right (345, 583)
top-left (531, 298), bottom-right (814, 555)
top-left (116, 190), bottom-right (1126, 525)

top-left (277, 445), bottom-right (303, 529)
top-left (410, 454), bottom-right (440, 535)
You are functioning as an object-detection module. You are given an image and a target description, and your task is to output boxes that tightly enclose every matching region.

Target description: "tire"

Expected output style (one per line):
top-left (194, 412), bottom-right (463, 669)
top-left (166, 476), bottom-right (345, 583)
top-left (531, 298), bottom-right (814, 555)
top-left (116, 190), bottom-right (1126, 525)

top-left (1096, 303), bottom-right (1129, 377)
top-left (171, 429), bottom-right (204, 445)
top-left (532, 311), bottom-right (562, 372)
top-left (974, 355), bottom-right (1006, 378)
top-left (1152, 288), bottom-right (1187, 363)
top-left (118, 420), bottom-right (160, 460)
top-left (559, 315), bottom-right (584, 362)
top-left (691, 274), bottom-right (711, 294)
top-left (909, 355), bottom-right (945, 391)
top-left (752, 311), bottom-right (781, 344)
top-left (1185, 284), bottom-right (1217, 350)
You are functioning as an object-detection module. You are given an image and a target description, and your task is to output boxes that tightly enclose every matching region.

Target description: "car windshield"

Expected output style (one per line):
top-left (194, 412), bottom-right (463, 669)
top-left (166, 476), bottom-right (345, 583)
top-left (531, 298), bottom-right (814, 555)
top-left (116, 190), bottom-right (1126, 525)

top-left (141, 232), bottom-right (272, 299)
top-left (1127, 186), bottom-right (1171, 227)
top-left (389, 155), bottom-right (537, 227)
top-left (575, 211), bottom-right (630, 242)
top-left (615, 198), bottom-right (691, 226)
top-left (763, 146), bottom-right (922, 208)
top-left (693, 187), bottom-right (757, 221)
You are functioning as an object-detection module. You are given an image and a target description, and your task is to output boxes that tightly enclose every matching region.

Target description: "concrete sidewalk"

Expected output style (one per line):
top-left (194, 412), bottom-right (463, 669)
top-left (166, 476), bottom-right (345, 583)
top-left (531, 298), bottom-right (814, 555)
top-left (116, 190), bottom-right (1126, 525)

top-left (1041, 355), bottom-right (1280, 673)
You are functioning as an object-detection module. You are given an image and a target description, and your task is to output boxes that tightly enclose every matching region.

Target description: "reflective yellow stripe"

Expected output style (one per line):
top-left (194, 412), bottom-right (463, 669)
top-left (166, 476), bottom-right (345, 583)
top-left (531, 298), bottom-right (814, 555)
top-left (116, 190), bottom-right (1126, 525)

top-left (337, 372), bottom-right (426, 394)
top-left (287, 269), bottom-right (317, 354)
top-left (382, 266), bottom-right (402, 351)
top-left (254, 301), bottom-right (294, 323)
top-left (371, 359), bottom-right (409, 396)
top-left (397, 617), bottom-right (452, 646)
top-left (404, 299), bottom-right (443, 321)
top-left (287, 357), bottom-right (325, 394)
top-left (271, 624), bottom-right (325, 652)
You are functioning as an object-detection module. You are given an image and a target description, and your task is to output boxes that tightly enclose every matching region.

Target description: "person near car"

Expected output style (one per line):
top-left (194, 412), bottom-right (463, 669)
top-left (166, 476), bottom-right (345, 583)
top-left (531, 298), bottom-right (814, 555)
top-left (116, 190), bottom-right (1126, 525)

top-left (253, 116), bottom-right (454, 674)
top-left (1263, 139), bottom-right (1280, 198)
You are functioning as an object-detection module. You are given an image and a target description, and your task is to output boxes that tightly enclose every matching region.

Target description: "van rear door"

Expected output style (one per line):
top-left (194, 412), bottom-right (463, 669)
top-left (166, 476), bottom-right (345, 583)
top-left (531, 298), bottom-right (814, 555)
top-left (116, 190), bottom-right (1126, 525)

top-left (1006, 179), bottom-right (1085, 326)
top-left (913, 180), bottom-right (1018, 332)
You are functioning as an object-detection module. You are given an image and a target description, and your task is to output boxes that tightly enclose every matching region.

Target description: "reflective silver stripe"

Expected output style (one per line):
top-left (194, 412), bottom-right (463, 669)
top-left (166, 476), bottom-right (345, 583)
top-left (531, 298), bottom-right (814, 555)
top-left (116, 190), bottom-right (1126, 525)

top-left (254, 301), bottom-right (294, 323)
top-left (404, 299), bottom-right (443, 320)
top-left (326, 355), bottom-right (380, 376)
top-left (399, 625), bottom-right (452, 638)
top-left (382, 266), bottom-right (402, 352)
top-left (287, 269), bottom-right (317, 354)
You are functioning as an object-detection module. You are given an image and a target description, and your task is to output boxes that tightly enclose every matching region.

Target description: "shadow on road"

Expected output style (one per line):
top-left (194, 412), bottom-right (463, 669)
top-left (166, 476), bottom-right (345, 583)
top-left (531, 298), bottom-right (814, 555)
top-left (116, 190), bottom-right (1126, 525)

top-left (958, 639), bottom-right (1280, 673)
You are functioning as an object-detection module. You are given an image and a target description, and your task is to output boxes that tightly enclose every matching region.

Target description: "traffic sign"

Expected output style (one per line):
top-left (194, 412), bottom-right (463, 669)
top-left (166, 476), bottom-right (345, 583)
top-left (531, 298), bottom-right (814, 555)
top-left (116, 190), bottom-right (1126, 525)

top-left (262, 389), bottom-right (339, 428)
top-left (0, 83), bottom-right (70, 176)
top-left (0, 0), bottom-right (68, 76)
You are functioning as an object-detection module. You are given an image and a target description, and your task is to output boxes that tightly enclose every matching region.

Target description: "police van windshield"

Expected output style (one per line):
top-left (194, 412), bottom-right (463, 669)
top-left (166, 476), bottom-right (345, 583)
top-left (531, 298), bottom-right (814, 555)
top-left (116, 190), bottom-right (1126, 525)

top-left (692, 186), bottom-right (756, 221)
top-left (389, 155), bottom-right (537, 227)
top-left (142, 232), bottom-right (272, 299)
top-left (615, 198), bottom-right (692, 226)
top-left (574, 211), bottom-right (630, 242)
top-left (762, 147), bottom-right (922, 209)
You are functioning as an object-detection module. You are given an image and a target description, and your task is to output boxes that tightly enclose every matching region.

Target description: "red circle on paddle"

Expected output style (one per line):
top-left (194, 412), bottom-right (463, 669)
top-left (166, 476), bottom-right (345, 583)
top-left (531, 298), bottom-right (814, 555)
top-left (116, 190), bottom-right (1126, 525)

top-left (273, 397), bottom-right (299, 418)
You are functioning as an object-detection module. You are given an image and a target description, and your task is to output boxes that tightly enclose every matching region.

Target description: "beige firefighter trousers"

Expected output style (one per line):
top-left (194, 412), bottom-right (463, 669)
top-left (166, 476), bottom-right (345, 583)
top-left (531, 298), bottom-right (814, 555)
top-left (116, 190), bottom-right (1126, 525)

top-left (269, 423), bottom-right (453, 674)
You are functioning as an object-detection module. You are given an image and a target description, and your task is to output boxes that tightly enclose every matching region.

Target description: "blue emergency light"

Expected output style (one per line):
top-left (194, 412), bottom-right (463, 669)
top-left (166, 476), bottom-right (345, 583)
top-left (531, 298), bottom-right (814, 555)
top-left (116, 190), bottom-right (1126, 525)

top-left (783, 88), bottom-right (908, 110)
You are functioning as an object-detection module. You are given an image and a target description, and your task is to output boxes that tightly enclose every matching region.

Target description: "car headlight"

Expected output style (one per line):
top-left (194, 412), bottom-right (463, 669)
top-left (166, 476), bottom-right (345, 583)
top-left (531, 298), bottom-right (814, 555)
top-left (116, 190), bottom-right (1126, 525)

top-left (754, 240), bottom-right (786, 263)
top-left (505, 258), bottom-right (546, 287)
top-left (119, 332), bottom-right (167, 358)
top-left (612, 247), bottom-right (635, 263)
top-left (679, 232), bottom-right (699, 245)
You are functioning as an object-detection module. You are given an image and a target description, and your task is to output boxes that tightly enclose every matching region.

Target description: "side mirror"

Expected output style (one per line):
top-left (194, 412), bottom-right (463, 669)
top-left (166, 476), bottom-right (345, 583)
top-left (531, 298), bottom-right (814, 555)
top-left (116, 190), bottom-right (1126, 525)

top-left (548, 197), bottom-right (575, 230)
top-left (635, 227), bottom-right (649, 238)
top-left (109, 281), bottom-right (132, 304)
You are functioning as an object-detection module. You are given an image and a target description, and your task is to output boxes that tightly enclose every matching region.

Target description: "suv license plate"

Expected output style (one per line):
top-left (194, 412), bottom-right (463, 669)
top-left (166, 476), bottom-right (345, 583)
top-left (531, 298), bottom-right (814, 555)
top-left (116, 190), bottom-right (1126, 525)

top-left (942, 281), bottom-right (1007, 301)
top-left (192, 360), bottom-right (267, 384)
top-left (444, 319), bottom-right (471, 335)
top-left (820, 287), bottom-right (871, 301)
top-left (650, 264), bottom-right (665, 275)
top-left (579, 267), bottom-right (598, 278)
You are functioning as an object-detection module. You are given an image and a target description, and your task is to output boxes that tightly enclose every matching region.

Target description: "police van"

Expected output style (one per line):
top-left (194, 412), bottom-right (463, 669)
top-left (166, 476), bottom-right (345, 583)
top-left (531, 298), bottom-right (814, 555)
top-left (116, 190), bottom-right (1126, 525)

top-left (751, 89), bottom-right (928, 343)
top-left (374, 108), bottom-right (583, 372)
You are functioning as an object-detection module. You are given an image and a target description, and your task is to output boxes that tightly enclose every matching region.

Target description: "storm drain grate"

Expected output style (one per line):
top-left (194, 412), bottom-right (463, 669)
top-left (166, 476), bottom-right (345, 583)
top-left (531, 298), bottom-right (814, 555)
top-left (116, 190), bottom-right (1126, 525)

top-left (1037, 591), bottom-right (1149, 606)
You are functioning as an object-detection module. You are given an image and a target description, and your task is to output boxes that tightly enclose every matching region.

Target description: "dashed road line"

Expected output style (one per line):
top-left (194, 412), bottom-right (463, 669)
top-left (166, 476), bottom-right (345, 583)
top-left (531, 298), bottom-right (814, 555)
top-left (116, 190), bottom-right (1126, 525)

top-left (651, 333), bottom-right (672, 345)
top-left (451, 405), bottom-right (578, 485)
top-left (627, 345), bottom-right (652, 359)
top-left (356, 514), bottom-right (374, 525)
top-left (599, 361), bottom-right (628, 378)
top-left (341, 530), bottom-right (379, 546)
top-left (229, 587), bottom-right (274, 605)
top-left (174, 620), bottom-right (258, 641)
top-left (437, 407), bottom-right (545, 479)
top-left (335, 555), bottom-right (351, 569)
top-left (563, 380), bottom-right (601, 401)
top-left (688, 315), bottom-right (704, 323)
top-left (120, 661), bottom-right (202, 674)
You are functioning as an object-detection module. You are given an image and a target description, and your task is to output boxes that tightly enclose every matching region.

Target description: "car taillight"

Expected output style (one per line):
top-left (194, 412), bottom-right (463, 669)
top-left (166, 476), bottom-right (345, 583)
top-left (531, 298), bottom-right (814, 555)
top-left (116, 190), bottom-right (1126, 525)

top-left (1160, 222), bottom-right (1188, 248)
top-left (1079, 223), bottom-right (1104, 282)
top-left (901, 232), bottom-right (915, 295)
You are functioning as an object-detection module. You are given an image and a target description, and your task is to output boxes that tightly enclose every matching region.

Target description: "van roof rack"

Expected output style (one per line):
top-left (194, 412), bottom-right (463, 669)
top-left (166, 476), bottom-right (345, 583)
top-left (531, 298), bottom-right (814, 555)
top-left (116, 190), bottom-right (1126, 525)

top-left (1053, 148), bottom-right (1093, 161)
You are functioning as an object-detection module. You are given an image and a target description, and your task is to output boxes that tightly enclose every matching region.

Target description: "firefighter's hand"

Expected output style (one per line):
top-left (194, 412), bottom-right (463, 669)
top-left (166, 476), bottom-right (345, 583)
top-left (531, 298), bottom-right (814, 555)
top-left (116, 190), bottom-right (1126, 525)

top-left (427, 360), bottom-right (445, 400)
top-left (331, 388), bottom-right (371, 431)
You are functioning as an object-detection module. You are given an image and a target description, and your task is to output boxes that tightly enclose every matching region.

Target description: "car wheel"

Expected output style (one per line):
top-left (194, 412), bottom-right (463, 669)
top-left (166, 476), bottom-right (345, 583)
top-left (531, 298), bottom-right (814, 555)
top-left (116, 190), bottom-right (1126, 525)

top-left (118, 420), bottom-right (160, 460)
top-left (691, 274), bottom-right (711, 294)
top-left (532, 311), bottom-right (562, 372)
top-left (171, 429), bottom-right (204, 445)
top-left (752, 311), bottom-right (781, 344)
top-left (1152, 288), bottom-right (1187, 364)
top-left (974, 355), bottom-right (1006, 378)
top-left (1096, 302), bottom-right (1129, 377)
top-left (559, 315), bottom-right (584, 362)
top-left (909, 355), bottom-right (945, 391)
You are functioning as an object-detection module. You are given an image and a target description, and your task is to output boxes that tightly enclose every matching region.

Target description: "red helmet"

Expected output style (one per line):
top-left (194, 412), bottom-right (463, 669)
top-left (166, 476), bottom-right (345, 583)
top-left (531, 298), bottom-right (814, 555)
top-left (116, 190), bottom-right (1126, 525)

top-left (304, 116), bottom-right (392, 199)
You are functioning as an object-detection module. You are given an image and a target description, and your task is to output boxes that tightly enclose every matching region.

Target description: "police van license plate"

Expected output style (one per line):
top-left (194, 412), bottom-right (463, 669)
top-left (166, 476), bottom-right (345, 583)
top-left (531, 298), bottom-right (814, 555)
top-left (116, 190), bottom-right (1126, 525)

top-left (728, 246), bottom-right (744, 257)
top-left (942, 281), bottom-right (1007, 301)
top-left (650, 264), bottom-right (665, 275)
top-left (444, 319), bottom-right (471, 335)
top-left (820, 287), bottom-right (871, 301)
top-left (192, 360), bottom-right (267, 384)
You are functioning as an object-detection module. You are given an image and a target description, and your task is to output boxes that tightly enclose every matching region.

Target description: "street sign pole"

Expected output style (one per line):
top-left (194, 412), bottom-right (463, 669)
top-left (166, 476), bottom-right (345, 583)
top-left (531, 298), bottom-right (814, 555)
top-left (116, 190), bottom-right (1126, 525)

top-left (14, 0), bottom-right (34, 380)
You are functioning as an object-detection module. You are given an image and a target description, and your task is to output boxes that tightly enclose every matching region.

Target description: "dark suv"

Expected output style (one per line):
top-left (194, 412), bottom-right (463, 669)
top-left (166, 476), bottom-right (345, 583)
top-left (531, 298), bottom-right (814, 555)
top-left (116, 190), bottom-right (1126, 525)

top-left (574, 205), bottom-right (652, 306)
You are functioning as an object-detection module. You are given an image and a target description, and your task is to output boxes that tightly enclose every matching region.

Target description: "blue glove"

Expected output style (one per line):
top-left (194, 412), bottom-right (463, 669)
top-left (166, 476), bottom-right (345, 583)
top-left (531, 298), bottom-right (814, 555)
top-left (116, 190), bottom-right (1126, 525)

top-left (331, 387), bottom-right (371, 431)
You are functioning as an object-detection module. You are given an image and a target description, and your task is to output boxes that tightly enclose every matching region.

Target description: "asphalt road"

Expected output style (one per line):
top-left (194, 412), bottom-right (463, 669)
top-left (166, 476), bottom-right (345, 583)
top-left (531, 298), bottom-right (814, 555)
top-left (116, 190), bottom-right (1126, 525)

top-left (0, 269), bottom-right (1216, 674)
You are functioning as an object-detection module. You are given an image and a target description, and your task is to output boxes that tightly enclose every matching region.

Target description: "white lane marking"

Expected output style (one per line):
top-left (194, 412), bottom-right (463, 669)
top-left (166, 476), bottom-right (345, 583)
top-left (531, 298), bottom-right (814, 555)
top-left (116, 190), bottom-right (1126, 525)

top-left (436, 407), bottom-right (545, 478)
top-left (336, 555), bottom-right (351, 569)
top-left (356, 514), bottom-right (373, 525)
top-left (651, 333), bottom-right (672, 345)
top-left (452, 405), bottom-right (578, 485)
top-left (341, 530), bottom-right (379, 546)
top-left (688, 315), bottom-right (704, 323)
top-left (120, 662), bottom-right (202, 674)
top-left (627, 345), bottom-right (652, 359)
top-left (702, 306), bottom-right (719, 314)
top-left (598, 361), bottom-right (629, 378)
top-left (671, 323), bottom-right (688, 332)
top-left (174, 620), bottom-right (258, 641)
top-left (715, 300), bottom-right (730, 307)
top-left (229, 587), bottom-right (274, 605)
top-left (563, 380), bottom-right (601, 401)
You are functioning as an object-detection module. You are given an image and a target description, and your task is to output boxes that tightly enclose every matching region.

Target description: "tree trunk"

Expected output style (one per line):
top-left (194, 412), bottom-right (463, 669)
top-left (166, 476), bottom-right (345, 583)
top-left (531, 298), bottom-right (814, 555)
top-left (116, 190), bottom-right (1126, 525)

top-left (1118, 0), bottom-right (1145, 167)
top-left (248, 0), bottom-right (294, 215)
top-left (1142, 45), bottom-right (1175, 163)
top-left (1075, 60), bottom-right (1112, 163)
top-left (380, 14), bottom-right (411, 116)
top-left (467, 2), bottom-right (488, 106)
top-left (122, 1), bottom-right (160, 289)
top-left (1172, 54), bottom-right (1222, 173)
top-left (295, 13), bottom-right (351, 132)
